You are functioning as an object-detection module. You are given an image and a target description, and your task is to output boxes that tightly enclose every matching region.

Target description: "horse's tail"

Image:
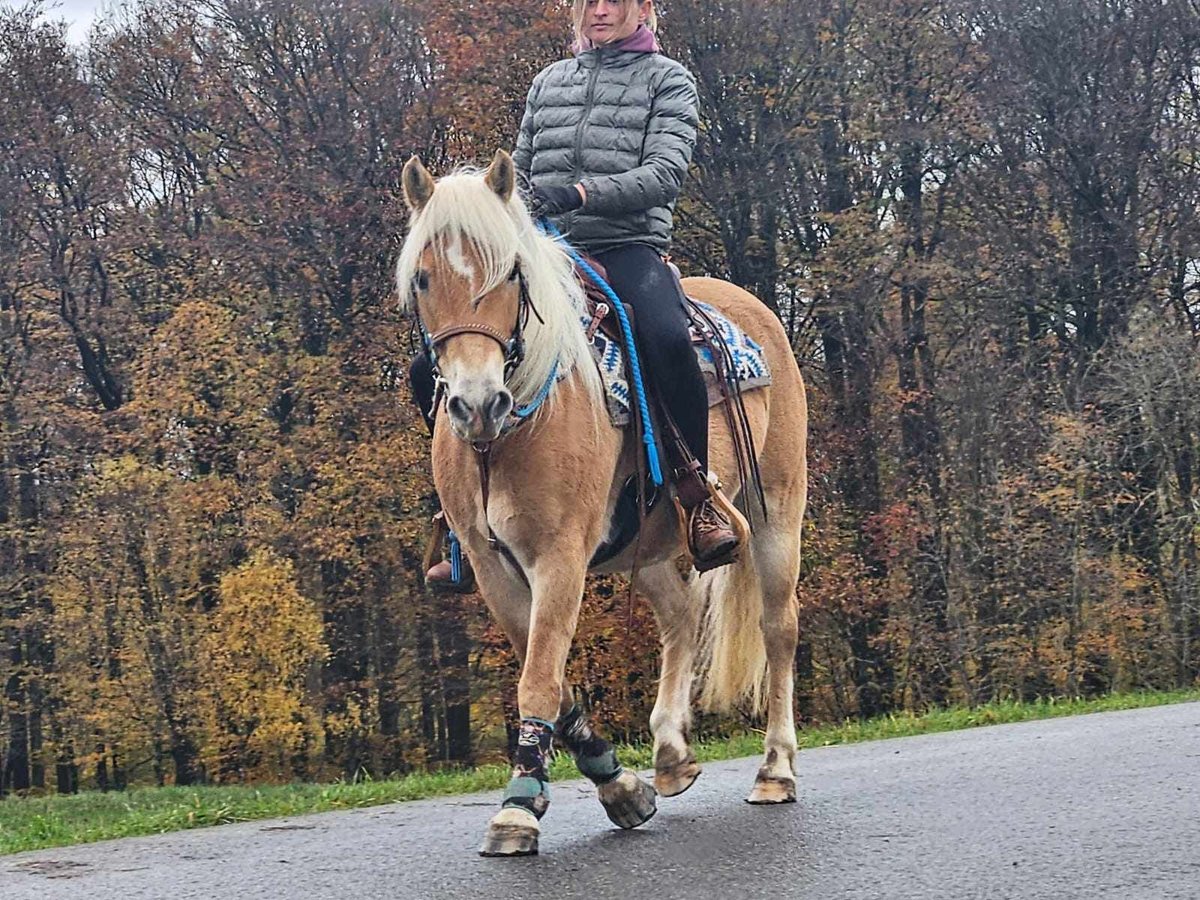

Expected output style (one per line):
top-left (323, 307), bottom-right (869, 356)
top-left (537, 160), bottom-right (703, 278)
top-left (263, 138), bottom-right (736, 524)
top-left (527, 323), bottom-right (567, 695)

top-left (696, 537), bottom-right (768, 715)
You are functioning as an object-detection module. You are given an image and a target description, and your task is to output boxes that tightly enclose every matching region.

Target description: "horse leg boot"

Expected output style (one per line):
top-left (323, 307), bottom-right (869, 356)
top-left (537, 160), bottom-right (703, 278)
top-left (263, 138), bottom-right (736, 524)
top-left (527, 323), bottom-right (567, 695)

top-left (557, 702), bottom-right (656, 828)
top-left (637, 561), bottom-right (703, 797)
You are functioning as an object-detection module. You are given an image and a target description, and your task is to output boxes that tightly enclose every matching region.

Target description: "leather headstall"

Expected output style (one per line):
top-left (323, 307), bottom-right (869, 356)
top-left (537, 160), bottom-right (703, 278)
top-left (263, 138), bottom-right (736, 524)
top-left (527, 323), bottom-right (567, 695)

top-left (419, 263), bottom-right (537, 383)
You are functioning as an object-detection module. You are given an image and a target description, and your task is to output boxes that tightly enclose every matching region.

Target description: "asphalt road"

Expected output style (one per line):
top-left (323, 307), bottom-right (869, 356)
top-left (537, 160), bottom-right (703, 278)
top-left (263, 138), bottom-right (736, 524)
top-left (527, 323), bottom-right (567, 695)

top-left (3, 702), bottom-right (1198, 899)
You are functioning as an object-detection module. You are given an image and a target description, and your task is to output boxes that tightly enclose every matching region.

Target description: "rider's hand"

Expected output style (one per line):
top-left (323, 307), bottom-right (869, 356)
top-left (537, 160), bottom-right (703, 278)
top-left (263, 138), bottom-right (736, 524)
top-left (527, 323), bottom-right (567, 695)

top-left (531, 184), bottom-right (585, 217)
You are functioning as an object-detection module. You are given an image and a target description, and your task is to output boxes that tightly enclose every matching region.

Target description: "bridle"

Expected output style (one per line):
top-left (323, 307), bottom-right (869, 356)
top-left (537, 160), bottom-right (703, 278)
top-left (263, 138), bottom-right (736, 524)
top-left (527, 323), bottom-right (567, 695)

top-left (413, 258), bottom-right (549, 567)
top-left (417, 262), bottom-right (539, 385)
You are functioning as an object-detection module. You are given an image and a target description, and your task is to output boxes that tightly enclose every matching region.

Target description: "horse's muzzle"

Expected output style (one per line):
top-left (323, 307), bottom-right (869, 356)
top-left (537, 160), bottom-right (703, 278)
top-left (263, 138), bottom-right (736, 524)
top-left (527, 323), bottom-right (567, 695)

top-left (446, 387), bottom-right (513, 442)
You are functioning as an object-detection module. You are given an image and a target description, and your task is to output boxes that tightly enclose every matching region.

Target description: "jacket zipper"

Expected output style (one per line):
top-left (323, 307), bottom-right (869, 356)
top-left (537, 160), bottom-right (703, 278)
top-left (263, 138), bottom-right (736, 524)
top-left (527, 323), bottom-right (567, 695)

top-left (568, 48), bottom-right (606, 230)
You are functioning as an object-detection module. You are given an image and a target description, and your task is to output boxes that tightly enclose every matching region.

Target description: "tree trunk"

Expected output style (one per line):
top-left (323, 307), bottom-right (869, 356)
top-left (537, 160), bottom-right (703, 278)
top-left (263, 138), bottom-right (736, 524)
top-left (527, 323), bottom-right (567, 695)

top-left (436, 597), bottom-right (472, 764)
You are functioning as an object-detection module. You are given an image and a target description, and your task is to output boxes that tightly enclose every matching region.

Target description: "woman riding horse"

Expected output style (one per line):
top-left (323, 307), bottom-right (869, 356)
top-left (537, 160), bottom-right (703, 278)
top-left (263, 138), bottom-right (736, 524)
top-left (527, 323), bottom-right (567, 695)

top-left (397, 3), bottom-right (809, 852)
top-left (414, 0), bottom-right (739, 587)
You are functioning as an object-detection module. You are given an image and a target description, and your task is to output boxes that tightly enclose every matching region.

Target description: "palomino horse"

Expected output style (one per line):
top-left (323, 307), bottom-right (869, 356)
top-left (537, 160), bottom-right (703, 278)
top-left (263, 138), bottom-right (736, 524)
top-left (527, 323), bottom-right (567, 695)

top-left (397, 150), bottom-right (807, 856)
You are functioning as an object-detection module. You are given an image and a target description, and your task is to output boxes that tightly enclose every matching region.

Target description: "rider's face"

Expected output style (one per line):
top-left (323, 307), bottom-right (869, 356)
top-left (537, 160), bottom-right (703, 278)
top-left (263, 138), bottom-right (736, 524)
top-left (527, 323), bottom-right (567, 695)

top-left (581, 0), bottom-right (650, 46)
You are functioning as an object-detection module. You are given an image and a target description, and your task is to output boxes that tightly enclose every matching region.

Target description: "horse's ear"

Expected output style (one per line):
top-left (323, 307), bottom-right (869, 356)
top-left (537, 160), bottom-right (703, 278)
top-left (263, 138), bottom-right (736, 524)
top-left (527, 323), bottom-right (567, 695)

top-left (402, 155), bottom-right (435, 212)
top-left (484, 149), bottom-right (515, 203)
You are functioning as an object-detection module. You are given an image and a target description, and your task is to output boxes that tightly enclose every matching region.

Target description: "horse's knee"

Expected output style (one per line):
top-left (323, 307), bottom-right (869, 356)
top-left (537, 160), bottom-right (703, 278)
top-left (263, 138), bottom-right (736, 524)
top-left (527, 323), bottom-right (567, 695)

top-left (516, 673), bottom-right (564, 720)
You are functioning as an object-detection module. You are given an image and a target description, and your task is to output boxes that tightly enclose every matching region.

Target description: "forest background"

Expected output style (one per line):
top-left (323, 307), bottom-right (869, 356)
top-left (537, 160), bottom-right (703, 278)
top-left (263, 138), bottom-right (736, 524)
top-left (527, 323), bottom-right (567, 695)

top-left (1, 0), bottom-right (1198, 795)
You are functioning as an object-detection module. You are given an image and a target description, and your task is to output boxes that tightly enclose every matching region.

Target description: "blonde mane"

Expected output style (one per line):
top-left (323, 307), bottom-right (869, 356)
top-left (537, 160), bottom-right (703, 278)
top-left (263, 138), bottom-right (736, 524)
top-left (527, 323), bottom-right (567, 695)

top-left (396, 170), bottom-right (603, 414)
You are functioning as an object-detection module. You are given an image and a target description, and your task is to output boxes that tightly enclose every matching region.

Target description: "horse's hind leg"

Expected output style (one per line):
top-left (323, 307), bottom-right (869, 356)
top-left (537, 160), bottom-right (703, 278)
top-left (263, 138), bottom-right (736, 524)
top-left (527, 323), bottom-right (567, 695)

top-left (637, 560), bottom-right (703, 797)
top-left (747, 518), bottom-right (802, 804)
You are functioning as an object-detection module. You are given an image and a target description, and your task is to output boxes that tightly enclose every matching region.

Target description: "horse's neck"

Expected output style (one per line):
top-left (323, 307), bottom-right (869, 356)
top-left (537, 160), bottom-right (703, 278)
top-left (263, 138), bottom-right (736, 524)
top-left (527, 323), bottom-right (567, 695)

top-left (503, 368), bottom-right (621, 475)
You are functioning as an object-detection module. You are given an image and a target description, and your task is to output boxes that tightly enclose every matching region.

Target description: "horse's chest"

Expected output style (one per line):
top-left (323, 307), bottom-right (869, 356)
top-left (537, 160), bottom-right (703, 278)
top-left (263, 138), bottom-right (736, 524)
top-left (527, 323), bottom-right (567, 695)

top-left (431, 432), bottom-right (617, 557)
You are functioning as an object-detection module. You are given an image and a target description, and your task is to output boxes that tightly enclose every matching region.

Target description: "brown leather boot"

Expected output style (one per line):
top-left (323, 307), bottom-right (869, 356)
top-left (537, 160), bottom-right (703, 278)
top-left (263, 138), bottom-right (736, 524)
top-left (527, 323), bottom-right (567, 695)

top-left (423, 509), bottom-right (476, 593)
top-left (688, 498), bottom-right (740, 572)
top-left (425, 556), bottom-right (476, 593)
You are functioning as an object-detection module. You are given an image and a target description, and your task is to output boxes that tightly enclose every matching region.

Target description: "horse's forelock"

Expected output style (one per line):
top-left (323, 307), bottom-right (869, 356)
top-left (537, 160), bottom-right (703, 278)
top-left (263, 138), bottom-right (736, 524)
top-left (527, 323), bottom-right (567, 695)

top-left (396, 168), bottom-right (603, 413)
top-left (397, 171), bottom-right (521, 306)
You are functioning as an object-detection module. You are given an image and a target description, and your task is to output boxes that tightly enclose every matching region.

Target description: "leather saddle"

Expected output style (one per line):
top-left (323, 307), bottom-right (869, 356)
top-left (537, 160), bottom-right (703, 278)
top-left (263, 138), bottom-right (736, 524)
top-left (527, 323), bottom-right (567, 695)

top-left (576, 254), bottom-right (698, 346)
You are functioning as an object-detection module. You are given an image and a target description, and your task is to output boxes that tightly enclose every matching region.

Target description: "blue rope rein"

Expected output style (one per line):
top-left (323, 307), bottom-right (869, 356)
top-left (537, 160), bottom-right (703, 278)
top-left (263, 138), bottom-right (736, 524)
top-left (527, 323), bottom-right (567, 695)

top-left (512, 359), bottom-right (559, 421)
top-left (536, 219), bottom-right (664, 486)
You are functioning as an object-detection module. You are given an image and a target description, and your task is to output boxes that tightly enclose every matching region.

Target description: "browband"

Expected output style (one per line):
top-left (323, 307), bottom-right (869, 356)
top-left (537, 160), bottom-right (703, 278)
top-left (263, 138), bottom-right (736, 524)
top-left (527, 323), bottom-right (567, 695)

top-left (428, 323), bottom-right (512, 349)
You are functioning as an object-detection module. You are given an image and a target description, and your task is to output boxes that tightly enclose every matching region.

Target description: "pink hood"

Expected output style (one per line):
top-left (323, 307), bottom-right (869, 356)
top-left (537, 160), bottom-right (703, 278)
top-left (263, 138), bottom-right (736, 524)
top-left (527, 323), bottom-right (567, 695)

top-left (573, 24), bottom-right (661, 56)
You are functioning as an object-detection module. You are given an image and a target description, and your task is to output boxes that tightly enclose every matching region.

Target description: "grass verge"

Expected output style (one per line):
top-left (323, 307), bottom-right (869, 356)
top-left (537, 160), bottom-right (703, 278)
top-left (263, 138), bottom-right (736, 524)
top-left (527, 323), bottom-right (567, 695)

top-left (2, 687), bottom-right (1196, 856)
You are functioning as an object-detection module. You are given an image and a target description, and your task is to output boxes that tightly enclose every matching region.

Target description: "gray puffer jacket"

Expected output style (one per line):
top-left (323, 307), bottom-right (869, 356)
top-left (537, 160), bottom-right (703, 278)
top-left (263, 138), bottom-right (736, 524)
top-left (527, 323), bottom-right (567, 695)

top-left (513, 42), bottom-right (699, 254)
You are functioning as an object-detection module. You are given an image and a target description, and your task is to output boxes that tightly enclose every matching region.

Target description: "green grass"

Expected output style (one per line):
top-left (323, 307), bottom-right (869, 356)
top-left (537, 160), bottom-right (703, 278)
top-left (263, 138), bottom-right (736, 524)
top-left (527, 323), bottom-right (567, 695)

top-left (2, 687), bottom-right (1196, 856)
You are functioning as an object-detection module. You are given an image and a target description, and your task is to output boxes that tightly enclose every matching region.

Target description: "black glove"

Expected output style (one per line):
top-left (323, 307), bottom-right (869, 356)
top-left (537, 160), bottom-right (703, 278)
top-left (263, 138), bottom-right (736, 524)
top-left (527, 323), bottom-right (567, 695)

top-left (530, 184), bottom-right (584, 217)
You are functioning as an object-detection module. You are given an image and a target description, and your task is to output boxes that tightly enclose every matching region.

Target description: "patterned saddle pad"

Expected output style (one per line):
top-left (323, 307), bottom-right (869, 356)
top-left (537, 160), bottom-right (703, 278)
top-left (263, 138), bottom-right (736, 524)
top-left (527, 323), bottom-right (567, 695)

top-left (584, 300), bottom-right (772, 427)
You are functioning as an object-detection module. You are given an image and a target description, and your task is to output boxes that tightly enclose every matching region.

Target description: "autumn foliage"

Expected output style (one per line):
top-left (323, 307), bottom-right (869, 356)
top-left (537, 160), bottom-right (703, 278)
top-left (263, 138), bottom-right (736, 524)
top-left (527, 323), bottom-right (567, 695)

top-left (1, 0), bottom-right (1198, 794)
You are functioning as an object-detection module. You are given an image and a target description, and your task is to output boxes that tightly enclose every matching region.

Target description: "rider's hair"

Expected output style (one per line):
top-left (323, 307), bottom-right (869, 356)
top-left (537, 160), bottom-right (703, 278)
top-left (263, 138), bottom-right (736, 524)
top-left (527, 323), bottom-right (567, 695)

top-left (571, 1), bottom-right (658, 45)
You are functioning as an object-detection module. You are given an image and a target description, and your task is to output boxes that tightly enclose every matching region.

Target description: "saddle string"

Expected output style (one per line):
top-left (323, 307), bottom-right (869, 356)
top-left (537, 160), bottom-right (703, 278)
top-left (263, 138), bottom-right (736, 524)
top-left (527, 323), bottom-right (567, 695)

top-left (627, 354), bottom-right (650, 627)
top-left (708, 329), bottom-right (752, 523)
top-left (688, 299), bottom-right (769, 526)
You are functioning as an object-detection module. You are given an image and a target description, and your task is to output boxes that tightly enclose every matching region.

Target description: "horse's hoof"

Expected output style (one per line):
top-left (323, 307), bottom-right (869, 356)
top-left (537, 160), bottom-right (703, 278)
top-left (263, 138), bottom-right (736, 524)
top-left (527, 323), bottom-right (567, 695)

top-left (746, 775), bottom-right (797, 805)
top-left (597, 769), bottom-right (658, 829)
top-left (654, 757), bottom-right (702, 798)
top-left (479, 807), bottom-right (540, 856)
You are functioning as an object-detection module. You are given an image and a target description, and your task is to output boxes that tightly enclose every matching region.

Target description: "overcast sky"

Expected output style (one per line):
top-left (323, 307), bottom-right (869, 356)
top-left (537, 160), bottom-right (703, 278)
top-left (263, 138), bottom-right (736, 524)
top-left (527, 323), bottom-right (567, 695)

top-left (35, 0), bottom-right (110, 43)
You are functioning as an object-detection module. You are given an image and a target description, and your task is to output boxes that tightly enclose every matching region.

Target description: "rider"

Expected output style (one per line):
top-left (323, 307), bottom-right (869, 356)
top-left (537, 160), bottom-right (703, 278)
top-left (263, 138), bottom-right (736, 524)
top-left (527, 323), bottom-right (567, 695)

top-left (418, 0), bottom-right (739, 587)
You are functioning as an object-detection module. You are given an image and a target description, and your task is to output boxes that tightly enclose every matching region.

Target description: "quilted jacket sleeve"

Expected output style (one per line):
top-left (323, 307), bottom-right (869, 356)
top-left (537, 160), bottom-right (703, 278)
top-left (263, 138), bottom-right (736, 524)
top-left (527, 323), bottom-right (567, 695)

top-left (578, 64), bottom-right (698, 216)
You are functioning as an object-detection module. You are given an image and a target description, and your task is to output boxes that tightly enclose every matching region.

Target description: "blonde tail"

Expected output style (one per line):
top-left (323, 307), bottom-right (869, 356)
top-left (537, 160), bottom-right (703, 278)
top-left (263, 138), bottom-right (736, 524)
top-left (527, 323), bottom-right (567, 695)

top-left (696, 525), bottom-right (768, 715)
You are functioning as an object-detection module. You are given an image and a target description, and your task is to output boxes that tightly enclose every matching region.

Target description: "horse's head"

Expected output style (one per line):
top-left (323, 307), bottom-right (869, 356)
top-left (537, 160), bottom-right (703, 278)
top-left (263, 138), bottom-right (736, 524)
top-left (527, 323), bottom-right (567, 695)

top-left (399, 150), bottom-right (527, 443)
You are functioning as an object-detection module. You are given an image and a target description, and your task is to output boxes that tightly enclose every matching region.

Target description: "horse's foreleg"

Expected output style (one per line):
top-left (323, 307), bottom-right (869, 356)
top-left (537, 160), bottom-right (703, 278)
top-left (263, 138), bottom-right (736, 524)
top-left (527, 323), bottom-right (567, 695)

top-left (637, 561), bottom-right (703, 797)
top-left (556, 697), bottom-right (657, 829)
top-left (479, 551), bottom-right (592, 855)
top-left (521, 554), bottom-right (656, 834)
top-left (468, 551), bottom-right (547, 857)
top-left (747, 523), bottom-right (802, 804)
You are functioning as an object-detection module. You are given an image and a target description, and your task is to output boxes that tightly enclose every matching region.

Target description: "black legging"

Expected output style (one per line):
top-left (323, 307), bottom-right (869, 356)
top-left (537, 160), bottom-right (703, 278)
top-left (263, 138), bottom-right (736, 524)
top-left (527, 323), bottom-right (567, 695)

top-left (410, 349), bottom-right (437, 432)
top-left (592, 244), bottom-right (708, 473)
top-left (407, 243), bottom-right (709, 471)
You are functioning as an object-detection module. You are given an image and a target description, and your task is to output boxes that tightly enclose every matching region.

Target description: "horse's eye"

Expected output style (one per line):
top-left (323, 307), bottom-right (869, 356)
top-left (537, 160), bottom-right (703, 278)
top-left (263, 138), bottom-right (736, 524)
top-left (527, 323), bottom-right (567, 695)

top-left (508, 264), bottom-right (520, 282)
top-left (412, 270), bottom-right (429, 293)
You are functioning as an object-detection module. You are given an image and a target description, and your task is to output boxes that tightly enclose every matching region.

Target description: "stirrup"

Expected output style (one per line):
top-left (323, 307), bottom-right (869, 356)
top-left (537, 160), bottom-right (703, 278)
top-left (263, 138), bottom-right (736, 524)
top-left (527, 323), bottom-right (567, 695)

top-left (424, 512), bottom-right (476, 593)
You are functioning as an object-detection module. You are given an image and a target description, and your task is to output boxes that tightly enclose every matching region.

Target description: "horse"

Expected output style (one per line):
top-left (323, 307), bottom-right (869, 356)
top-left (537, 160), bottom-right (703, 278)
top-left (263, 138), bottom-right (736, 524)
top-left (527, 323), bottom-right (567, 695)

top-left (397, 149), bottom-right (808, 857)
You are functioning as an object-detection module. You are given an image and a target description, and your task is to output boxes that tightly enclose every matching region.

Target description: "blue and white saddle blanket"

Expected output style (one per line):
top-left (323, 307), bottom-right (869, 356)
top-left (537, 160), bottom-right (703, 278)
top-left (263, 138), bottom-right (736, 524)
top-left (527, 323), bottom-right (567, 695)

top-left (584, 301), bottom-right (772, 427)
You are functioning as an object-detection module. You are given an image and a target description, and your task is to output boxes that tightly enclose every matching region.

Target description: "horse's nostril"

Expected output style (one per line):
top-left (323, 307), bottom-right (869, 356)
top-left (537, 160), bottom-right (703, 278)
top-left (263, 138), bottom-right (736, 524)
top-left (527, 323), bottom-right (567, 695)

top-left (447, 395), bottom-right (472, 422)
top-left (486, 390), bottom-right (514, 424)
